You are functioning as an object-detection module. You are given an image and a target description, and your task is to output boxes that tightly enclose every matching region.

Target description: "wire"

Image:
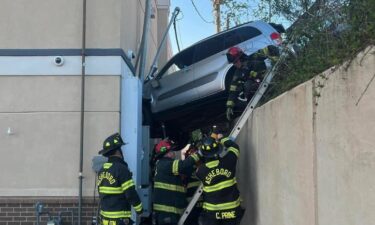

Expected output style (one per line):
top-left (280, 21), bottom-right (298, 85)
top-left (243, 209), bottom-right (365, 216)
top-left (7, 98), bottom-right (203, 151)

top-left (177, 19), bottom-right (184, 50)
top-left (190, 0), bottom-right (215, 24)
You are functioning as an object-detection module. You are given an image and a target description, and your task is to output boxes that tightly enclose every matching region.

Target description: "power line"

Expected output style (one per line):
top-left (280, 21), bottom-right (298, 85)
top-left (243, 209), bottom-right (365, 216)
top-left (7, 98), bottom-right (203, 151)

top-left (177, 18), bottom-right (184, 50)
top-left (190, 0), bottom-right (215, 24)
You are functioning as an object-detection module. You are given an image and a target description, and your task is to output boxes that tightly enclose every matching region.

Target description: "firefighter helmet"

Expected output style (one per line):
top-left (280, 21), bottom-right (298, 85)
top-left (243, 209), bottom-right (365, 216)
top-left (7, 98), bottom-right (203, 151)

top-left (154, 139), bottom-right (176, 157)
top-left (98, 133), bottom-right (126, 156)
top-left (199, 137), bottom-right (222, 158)
top-left (226, 46), bottom-right (244, 63)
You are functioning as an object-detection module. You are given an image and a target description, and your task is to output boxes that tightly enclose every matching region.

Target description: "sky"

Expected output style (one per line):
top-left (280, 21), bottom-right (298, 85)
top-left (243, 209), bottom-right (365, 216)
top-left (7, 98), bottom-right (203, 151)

top-left (169, 0), bottom-right (216, 54)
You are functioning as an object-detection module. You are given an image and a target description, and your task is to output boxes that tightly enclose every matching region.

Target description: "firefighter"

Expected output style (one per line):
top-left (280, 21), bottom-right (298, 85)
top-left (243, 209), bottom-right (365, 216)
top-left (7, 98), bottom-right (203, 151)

top-left (152, 139), bottom-right (200, 225)
top-left (225, 45), bottom-right (279, 120)
top-left (97, 133), bottom-right (143, 225)
top-left (184, 144), bottom-right (203, 225)
top-left (196, 135), bottom-right (244, 225)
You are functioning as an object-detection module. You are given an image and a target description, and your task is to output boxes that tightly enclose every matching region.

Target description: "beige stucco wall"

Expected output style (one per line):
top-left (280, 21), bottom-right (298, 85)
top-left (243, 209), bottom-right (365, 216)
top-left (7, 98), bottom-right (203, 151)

top-left (0, 0), bottom-right (170, 197)
top-left (237, 81), bottom-right (316, 225)
top-left (0, 0), bottom-right (121, 49)
top-left (237, 46), bottom-right (375, 225)
top-left (0, 76), bottom-right (120, 196)
top-left (0, 0), bottom-right (169, 68)
top-left (314, 47), bottom-right (375, 225)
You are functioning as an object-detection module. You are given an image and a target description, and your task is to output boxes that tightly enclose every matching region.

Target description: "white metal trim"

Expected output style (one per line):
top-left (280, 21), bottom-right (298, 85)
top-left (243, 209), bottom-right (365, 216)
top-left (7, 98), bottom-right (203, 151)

top-left (0, 56), bottom-right (123, 76)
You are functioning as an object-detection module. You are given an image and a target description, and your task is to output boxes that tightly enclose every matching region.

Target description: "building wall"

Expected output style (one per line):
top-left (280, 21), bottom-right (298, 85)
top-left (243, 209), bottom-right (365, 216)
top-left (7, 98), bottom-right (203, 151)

top-left (0, 0), bottom-right (121, 49)
top-left (0, 0), bottom-right (170, 223)
top-left (237, 46), bottom-right (375, 225)
top-left (0, 75), bottom-right (121, 197)
top-left (0, 197), bottom-right (97, 225)
top-left (0, 0), bottom-right (170, 69)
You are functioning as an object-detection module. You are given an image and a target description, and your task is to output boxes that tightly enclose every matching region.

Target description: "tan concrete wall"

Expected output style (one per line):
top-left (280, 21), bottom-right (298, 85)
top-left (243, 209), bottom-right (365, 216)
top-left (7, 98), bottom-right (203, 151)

top-left (0, 76), bottom-right (120, 196)
top-left (0, 0), bottom-right (170, 68)
top-left (237, 82), bottom-right (316, 225)
top-left (0, 0), bottom-right (171, 198)
top-left (0, 0), bottom-right (121, 49)
top-left (237, 46), bottom-right (375, 225)
top-left (314, 47), bottom-right (375, 225)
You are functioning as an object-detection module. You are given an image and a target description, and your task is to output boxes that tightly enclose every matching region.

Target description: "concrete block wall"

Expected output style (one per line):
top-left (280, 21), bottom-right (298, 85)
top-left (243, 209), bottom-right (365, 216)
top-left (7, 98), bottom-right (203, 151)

top-left (236, 46), bottom-right (375, 225)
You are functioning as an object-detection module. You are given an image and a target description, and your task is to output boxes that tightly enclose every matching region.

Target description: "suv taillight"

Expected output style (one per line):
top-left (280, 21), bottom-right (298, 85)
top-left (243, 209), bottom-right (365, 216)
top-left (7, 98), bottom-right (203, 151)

top-left (270, 32), bottom-right (282, 45)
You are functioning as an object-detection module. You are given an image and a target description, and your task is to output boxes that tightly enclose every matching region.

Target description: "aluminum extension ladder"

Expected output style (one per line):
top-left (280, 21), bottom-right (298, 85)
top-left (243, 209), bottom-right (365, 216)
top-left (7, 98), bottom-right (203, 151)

top-left (177, 46), bottom-right (290, 225)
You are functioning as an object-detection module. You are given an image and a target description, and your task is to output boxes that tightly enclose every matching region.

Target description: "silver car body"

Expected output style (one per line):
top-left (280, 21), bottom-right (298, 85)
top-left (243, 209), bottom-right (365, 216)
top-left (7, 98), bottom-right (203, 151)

top-left (144, 21), bottom-right (282, 114)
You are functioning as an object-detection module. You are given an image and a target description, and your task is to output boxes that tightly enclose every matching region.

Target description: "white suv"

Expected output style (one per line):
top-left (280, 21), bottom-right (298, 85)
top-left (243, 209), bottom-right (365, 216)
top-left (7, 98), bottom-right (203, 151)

top-left (143, 21), bottom-right (285, 138)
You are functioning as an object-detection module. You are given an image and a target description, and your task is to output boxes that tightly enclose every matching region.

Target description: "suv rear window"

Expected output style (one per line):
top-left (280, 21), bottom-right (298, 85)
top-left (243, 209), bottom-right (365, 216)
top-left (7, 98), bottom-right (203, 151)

top-left (193, 35), bottom-right (225, 63)
top-left (236, 27), bottom-right (262, 42)
top-left (192, 26), bottom-right (262, 64)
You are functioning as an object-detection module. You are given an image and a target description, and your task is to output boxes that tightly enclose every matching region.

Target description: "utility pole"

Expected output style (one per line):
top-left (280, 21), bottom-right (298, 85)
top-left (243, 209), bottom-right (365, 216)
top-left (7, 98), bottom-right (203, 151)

top-left (138, 0), bottom-right (152, 79)
top-left (213, 0), bottom-right (221, 32)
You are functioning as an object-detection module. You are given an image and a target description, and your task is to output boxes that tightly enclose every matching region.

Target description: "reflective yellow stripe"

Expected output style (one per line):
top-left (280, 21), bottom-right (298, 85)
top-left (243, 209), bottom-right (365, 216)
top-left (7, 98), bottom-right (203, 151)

top-left (203, 198), bottom-right (241, 211)
top-left (263, 47), bottom-right (269, 56)
top-left (229, 85), bottom-right (237, 91)
top-left (203, 178), bottom-right (236, 193)
top-left (172, 160), bottom-right (179, 175)
top-left (103, 163), bottom-right (113, 169)
top-left (102, 219), bottom-right (109, 225)
top-left (205, 160), bottom-right (219, 168)
top-left (249, 71), bottom-right (258, 78)
top-left (270, 56), bottom-right (279, 62)
top-left (228, 147), bottom-right (239, 157)
top-left (154, 182), bottom-right (186, 193)
top-left (226, 101), bottom-right (235, 107)
top-left (121, 179), bottom-right (135, 191)
top-left (99, 186), bottom-right (123, 194)
top-left (134, 202), bottom-right (143, 212)
top-left (190, 153), bottom-right (199, 162)
top-left (153, 204), bottom-right (184, 214)
top-left (187, 181), bottom-right (201, 189)
top-left (100, 210), bottom-right (132, 218)
top-left (220, 137), bottom-right (230, 145)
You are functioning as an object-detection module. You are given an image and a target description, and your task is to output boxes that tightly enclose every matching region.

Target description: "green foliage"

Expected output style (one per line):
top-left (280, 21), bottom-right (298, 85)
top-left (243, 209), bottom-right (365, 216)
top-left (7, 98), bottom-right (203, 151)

top-left (261, 0), bottom-right (375, 102)
top-left (220, 0), bottom-right (251, 30)
top-left (215, 0), bottom-right (373, 102)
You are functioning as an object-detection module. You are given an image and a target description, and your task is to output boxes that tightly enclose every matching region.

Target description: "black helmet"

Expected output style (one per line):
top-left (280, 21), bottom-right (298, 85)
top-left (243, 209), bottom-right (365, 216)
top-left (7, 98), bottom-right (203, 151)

top-left (199, 137), bottom-right (222, 158)
top-left (98, 133), bottom-right (126, 156)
